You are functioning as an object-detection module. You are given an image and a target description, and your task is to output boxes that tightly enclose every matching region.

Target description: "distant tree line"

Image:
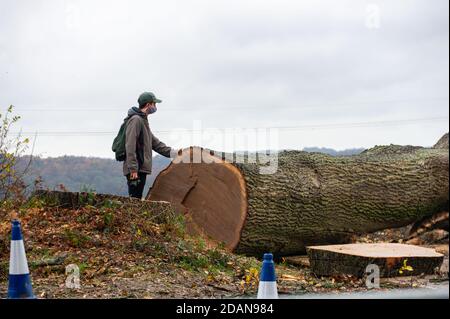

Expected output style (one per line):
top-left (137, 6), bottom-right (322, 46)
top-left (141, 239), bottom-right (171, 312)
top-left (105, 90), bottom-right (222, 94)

top-left (15, 155), bottom-right (171, 196)
top-left (302, 147), bottom-right (365, 156)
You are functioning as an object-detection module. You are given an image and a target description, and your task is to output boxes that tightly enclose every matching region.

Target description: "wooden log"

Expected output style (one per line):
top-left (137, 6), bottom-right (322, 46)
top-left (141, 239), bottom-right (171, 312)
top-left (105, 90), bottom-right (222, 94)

top-left (306, 243), bottom-right (444, 277)
top-left (283, 256), bottom-right (310, 268)
top-left (147, 133), bottom-right (449, 256)
top-left (408, 211), bottom-right (449, 238)
top-left (29, 254), bottom-right (68, 267)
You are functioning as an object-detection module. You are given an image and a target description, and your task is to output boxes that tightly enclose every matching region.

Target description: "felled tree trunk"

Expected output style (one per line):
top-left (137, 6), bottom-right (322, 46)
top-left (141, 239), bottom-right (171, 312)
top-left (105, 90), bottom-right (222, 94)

top-left (147, 133), bottom-right (449, 256)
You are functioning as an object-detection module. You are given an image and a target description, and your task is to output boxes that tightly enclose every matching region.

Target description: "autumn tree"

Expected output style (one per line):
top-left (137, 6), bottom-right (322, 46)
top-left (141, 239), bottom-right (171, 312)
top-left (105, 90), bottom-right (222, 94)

top-left (0, 105), bottom-right (33, 205)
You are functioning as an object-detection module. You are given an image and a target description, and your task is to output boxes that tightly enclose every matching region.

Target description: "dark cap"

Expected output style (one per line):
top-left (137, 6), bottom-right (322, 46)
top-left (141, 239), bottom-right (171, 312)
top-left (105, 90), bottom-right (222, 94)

top-left (138, 92), bottom-right (162, 107)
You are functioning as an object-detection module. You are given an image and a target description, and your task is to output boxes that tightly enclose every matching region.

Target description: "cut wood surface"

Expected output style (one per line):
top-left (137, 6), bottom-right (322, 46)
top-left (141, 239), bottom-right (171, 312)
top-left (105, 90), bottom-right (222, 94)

top-left (307, 243), bottom-right (444, 258)
top-left (148, 133), bottom-right (449, 256)
top-left (307, 243), bottom-right (444, 277)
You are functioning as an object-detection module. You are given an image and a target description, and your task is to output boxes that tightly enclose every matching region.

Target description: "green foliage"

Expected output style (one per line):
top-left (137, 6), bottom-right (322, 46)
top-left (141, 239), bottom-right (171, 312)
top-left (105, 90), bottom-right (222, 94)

top-left (177, 253), bottom-right (210, 271)
top-left (206, 248), bottom-right (230, 269)
top-left (76, 213), bottom-right (90, 224)
top-left (102, 198), bottom-right (121, 209)
top-left (0, 105), bottom-right (31, 203)
top-left (79, 186), bottom-right (96, 206)
top-left (399, 259), bottom-right (414, 275)
top-left (175, 238), bottom-right (233, 273)
top-left (0, 198), bottom-right (17, 211)
top-left (78, 262), bottom-right (89, 275)
top-left (102, 210), bottom-right (115, 233)
top-left (62, 229), bottom-right (92, 248)
top-left (20, 196), bottom-right (47, 209)
top-left (196, 237), bottom-right (206, 250)
top-left (163, 213), bottom-right (186, 237)
top-left (80, 184), bottom-right (96, 193)
top-left (239, 257), bottom-right (261, 272)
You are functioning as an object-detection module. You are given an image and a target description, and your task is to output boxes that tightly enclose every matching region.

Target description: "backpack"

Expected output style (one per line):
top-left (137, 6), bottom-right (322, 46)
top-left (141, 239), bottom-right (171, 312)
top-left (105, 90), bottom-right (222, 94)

top-left (112, 120), bottom-right (127, 161)
top-left (112, 115), bottom-right (139, 161)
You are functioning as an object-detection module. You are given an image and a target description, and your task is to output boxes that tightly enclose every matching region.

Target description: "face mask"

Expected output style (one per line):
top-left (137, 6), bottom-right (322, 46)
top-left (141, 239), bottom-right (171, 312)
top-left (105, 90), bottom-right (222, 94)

top-left (147, 105), bottom-right (157, 114)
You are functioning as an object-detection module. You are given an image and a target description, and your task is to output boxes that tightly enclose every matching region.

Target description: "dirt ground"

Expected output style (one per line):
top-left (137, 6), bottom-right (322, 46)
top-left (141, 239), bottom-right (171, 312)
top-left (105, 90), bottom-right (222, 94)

top-left (0, 197), bottom-right (448, 299)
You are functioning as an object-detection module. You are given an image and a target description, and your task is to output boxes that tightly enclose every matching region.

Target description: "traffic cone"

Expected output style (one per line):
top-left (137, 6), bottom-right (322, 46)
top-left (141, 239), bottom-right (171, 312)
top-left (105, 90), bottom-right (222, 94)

top-left (257, 253), bottom-right (278, 299)
top-left (8, 219), bottom-right (35, 299)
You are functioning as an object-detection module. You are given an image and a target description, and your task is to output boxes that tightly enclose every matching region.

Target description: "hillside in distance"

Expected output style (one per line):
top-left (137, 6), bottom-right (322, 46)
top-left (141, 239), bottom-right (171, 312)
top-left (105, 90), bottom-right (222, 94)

top-left (16, 154), bottom-right (172, 196)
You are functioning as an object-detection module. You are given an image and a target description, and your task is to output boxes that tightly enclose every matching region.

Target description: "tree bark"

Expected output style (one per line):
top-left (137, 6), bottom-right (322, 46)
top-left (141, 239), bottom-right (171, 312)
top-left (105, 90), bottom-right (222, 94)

top-left (147, 133), bottom-right (449, 256)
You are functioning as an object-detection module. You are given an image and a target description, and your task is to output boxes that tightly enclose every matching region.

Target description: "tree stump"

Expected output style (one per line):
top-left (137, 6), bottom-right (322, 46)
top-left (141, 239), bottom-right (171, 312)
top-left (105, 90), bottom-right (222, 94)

top-left (306, 243), bottom-right (444, 277)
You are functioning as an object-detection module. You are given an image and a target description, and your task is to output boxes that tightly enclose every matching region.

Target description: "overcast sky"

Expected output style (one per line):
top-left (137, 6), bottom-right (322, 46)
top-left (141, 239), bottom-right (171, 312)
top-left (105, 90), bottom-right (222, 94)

top-left (0, 0), bottom-right (448, 158)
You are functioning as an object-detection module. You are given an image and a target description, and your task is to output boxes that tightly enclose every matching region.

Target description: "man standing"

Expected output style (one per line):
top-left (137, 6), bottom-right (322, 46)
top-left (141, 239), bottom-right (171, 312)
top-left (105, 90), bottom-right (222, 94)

top-left (123, 92), bottom-right (178, 199)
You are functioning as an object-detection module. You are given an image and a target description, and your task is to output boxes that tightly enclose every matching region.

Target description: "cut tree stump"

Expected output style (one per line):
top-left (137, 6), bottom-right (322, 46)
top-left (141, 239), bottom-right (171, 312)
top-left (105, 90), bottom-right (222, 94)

top-left (307, 243), bottom-right (444, 277)
top-left (30, 190), bottom-right (176, 224)
top-left (147, 133), bottom-right (449, 256)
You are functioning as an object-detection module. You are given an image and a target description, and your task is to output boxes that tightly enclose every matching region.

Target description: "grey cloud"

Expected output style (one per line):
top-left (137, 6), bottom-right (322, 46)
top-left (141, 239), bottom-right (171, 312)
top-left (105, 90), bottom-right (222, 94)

top-left (0, 0), bottom-right (448, 157)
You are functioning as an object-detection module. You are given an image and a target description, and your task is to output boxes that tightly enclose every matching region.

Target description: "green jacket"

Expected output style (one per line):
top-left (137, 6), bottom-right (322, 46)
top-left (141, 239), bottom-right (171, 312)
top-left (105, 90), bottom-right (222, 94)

top-left (122, 107), bottom-right (176, 176)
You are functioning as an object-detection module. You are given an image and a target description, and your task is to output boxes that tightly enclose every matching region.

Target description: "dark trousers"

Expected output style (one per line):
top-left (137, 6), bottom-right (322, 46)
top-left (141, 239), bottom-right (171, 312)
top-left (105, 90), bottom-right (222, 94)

top-left (126, 172), bottom-right (147, 199)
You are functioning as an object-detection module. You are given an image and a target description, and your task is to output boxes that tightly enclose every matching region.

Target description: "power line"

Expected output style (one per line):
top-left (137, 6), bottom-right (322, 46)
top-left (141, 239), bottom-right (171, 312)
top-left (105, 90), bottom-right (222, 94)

top-left (11, 96), bottom-right (450, 112)
top-left (10, 116), bottom-right (449, 137)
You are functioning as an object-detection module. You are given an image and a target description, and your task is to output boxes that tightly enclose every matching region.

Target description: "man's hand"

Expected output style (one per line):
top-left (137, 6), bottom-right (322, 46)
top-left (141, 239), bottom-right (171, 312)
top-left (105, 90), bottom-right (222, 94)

top-left (130, 171), bottom-right (138, 180)
top-left (169, 148), bottom-right (183, 158)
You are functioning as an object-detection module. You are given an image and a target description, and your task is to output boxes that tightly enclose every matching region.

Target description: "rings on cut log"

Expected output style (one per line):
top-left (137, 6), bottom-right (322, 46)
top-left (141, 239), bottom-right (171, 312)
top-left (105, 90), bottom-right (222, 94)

top-left (149, 147), bottom-right (248, 250)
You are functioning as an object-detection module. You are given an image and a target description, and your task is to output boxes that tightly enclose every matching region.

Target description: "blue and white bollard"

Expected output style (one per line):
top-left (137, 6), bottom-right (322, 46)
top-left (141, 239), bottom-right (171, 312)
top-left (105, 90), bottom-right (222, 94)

top-left (8, 219), bottom-right (35, 299)
top-left (257, 253), bottom-right (278, 299)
